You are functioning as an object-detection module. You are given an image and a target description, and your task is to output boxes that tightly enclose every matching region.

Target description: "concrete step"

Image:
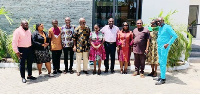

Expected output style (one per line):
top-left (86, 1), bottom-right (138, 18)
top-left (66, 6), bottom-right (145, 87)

top-left (191, 44), bottom-right (200, 52)
top-left (191, 48), bottom-right (200, 52)
top-left (189, 52), bottom-right (200, 57)
top-left (188, 57), bottom-right (200, 63)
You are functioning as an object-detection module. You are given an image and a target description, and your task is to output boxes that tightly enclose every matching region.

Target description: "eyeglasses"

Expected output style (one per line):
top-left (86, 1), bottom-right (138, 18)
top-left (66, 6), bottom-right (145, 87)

top-left (82, 22), bottom-right (86, 24)
top-left (137, 23), bottom-right (142, 24)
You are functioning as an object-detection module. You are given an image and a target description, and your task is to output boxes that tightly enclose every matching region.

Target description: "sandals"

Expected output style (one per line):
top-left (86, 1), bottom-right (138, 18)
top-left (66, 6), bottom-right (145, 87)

top-left (152, 71), bottom-right (157, 77)
top-left (93, 70), bottom-right (96, 75)
top-left (97, 69), bottom-right (101, 75)
top-left (120, 69), bottom-right (123, 74)
top-left (147, 72), bottom-right (154, 76)
top-left (140, 74), bottom-right (145, 78)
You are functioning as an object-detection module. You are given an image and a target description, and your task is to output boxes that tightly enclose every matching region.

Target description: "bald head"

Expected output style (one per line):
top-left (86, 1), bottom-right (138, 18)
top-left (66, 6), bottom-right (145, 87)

top-left (21, 20), bottom-right (28, 24)
top-left (79, 18), bottom-right (85, 23)
top-left (52, 19), bottom-right (58, 28)
top-left (21, 20), bottom-right (29, 30)
top-left (108, 18), bottom-right (114, 28)
top-left (65, 17), bottom-right (71, 26)
top-left (157, 17), bottom-right (164, 26)
top-left (158, 17), bottom-right (164, 21)
top-left (79, 18), bottom-right (86, 28)
top-left (65, 17), bottom-right (70, 21)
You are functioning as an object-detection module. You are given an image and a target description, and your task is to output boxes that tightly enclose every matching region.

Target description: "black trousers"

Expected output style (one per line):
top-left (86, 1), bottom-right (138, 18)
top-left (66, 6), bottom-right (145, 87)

top-left (63, 47), bottom-right (74, 71)
top-left (18, 47), bottom-right (33, 78)
top-left (104, 42), bottom-right (116, 71)
top-left (52, 50), bottom-right (62, 70)
top-left (134, 53), bottom-right (146, 74)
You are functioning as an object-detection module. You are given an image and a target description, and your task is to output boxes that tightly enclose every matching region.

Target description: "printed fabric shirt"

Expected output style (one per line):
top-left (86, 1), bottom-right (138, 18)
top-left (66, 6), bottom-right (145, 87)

top-left (157, 24), bottom-right (178, 46)
top-left (61, 25), bottom-right (75, 48)
top-left (72, 25), bottom-right (91, 53)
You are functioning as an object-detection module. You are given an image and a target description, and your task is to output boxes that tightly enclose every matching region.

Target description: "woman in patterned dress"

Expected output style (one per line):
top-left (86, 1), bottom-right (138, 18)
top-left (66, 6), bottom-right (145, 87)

top-left (32, 23), bottom-right (54, 77)
top-left (117, 22), bottom-right (133, 74)
top-left (147, 19), bottom-right (159, 77)
top-left (89, 24), bottom-right (106, 75)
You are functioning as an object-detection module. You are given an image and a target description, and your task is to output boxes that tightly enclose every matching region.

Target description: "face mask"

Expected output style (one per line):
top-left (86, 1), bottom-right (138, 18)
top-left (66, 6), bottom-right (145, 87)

top-left (161, 23), bottom-right (165, 26)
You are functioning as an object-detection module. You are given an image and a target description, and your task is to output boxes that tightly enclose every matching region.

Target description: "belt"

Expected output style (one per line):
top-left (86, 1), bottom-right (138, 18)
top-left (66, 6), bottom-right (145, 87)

top-left (18, 46), bottom-right (31, 49)
top-left (105, 41), bottom-right (116, 44)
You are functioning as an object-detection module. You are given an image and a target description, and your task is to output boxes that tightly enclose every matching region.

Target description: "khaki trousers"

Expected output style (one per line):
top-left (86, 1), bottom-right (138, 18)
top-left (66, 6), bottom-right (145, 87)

top-left (76, 52), bottom-right (89, 72)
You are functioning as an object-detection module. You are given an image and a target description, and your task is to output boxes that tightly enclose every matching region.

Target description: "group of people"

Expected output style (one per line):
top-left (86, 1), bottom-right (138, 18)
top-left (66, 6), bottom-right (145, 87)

top-left (12, 17), bottom-right (178, 85)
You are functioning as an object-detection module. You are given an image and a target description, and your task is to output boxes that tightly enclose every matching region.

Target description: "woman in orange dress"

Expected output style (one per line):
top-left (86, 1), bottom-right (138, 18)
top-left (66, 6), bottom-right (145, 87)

top-left (117, 22), bottom-right (133, 74)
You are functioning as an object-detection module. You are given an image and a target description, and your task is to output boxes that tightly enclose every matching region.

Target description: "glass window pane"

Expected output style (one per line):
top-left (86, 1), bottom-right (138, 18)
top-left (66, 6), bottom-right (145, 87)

top-left (94, 0), bottom-right (113, 28)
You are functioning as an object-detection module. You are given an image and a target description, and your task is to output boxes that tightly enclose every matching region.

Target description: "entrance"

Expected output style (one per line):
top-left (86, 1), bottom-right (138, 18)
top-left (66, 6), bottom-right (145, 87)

top-left (92, 0), bottom-right (143, 30)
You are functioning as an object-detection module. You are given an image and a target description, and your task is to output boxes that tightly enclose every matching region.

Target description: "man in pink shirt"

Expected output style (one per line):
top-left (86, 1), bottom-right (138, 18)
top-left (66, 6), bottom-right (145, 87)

top-left (12, 20), bottom-right (37, 83)
top-left (100, 18), bottom-right (119, 73)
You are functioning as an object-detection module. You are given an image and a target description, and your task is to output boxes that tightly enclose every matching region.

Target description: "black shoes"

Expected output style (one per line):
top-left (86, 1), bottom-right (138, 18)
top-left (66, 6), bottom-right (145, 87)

top-left (104, 69), bottom-right (108, 73)
top-left (69, 70), bottom-right (74, 74)
top-left (111, 70), bottom-right (115, 74)
top-left (83, 70), bottom-right (89, 74)
top-left (155, 79), bottom-right (166, 85)
top-left (53, 70), bottom-right (62, 74)
top-left (57, 70), bottom-right (62, 73)
top-left (27, 76), bottom-right (37, 80)
top-left (98, 70), bottom-right (101, 75)
top-left (147, 72), bottom-right (154, 76)
top-left (53, 70), bottom-right (57, 74)
top-left (93, 70), bottom-right (96, 75)
top-left (22, 78), bottom-right (26, 83)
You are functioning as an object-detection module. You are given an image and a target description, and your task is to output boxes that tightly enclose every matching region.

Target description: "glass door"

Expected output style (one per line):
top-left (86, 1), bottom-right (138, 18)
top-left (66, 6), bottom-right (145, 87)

top-left (93, 0), bottom-right (142, 30)
top-left (93, 0), bottom-right (114, 28)
top-left (115, 0), bottom-right (140, 30)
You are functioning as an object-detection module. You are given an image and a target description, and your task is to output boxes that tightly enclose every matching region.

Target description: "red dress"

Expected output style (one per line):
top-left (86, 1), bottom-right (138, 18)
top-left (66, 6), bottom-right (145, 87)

top-left (89, 31), bottom-right (106, 61)
top-left (117, 30), bottom-right (133, 62)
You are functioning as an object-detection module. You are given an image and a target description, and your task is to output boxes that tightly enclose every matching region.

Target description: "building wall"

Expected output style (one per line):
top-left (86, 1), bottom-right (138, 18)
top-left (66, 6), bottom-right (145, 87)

top-left (190, 0), bottom-right (200, 39)
top-left (142, 0), bottom-right (190, 31)
top-left (0, 0), bottom-right (93, 34)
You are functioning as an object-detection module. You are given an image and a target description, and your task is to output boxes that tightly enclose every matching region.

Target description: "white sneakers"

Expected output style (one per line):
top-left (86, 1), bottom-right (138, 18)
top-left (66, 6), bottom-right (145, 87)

top-left (39, 72), bottom-right (54, 77)
top-left (48, 73), bottom-right (54, 77)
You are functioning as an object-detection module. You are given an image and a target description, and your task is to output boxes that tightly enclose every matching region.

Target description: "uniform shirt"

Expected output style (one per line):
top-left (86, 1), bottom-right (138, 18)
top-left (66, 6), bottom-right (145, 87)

top-left (100, 25), bottom-right (119, 42)
top-left (61, 25), bottom-right (75, 48)
top-left (73, 25), bottom-right (91, 53)
top-left (157, 24), bottom-right (178, 46)
top-left (12, 26), bottom-right (32, 53)
top-left (133, 27), bottom-right (150, 54)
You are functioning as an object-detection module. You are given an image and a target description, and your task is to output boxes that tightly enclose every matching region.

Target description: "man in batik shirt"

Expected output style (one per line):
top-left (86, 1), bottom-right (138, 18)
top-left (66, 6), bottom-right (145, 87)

top-left (73, 18), bottom-right (91, 76)
top-left (61, 17), bottom-right (75, 74)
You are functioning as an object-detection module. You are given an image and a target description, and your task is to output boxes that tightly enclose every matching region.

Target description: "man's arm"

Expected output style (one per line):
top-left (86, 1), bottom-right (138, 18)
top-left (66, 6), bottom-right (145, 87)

top-left (145, 30), bottom-right (150, 54)
top-left (72, 28), bottom-right (78, 52)
top-left (167, 26), bottom-right (178, 46)
top-left (12, 29), bottom-right (22, 59)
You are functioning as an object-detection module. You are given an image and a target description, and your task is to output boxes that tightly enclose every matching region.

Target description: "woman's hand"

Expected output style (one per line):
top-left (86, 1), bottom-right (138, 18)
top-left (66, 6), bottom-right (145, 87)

top-left (73, 46), bottom-right (76, 52)
top-left (96, 44), bottom-right (101, 49)
top-left (44, 43), bottom-right (49, 48)
top-left (117, 46), bottom-right (120, 52)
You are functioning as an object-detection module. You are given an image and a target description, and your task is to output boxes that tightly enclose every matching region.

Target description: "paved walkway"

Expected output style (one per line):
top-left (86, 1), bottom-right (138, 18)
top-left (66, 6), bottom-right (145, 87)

top-left (0, 63), bottom-right (200, 94)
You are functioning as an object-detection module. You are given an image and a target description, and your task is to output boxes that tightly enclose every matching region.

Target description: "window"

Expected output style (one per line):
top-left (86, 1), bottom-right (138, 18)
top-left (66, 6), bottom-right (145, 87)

top-left (188, 5), bottom-right (199, 38)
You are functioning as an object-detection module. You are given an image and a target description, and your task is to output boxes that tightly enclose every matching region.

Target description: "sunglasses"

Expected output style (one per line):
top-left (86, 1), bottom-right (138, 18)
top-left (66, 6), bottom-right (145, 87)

top-left (137, 23), bottom-right (142, 24)
top-left (124, 25), bottom-right (128, 26)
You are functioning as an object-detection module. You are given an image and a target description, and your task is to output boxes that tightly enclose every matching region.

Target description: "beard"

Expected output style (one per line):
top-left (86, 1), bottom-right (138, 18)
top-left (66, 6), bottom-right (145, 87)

top-left (23, 27), bottom-right (28, 30)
